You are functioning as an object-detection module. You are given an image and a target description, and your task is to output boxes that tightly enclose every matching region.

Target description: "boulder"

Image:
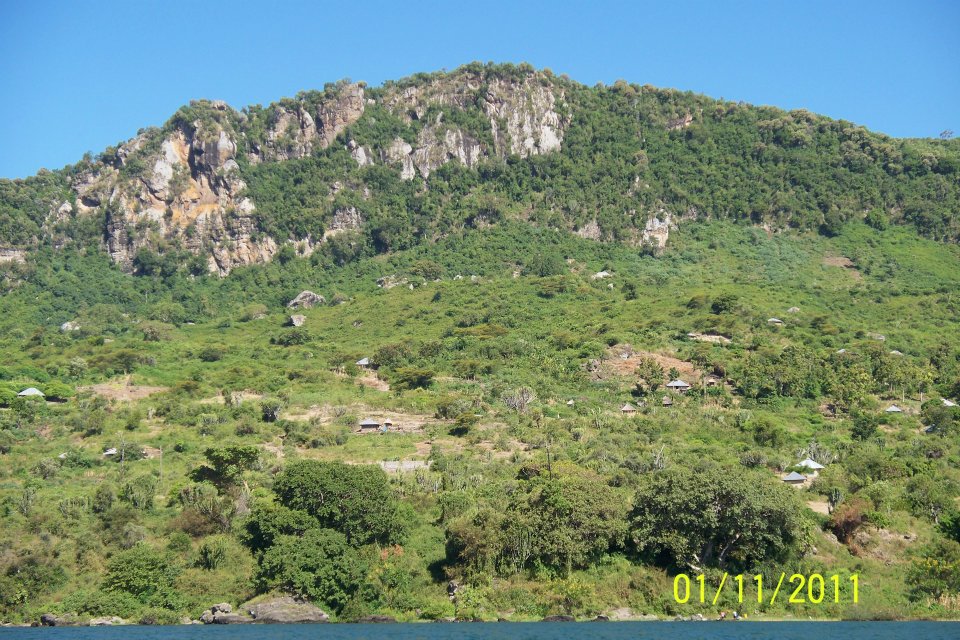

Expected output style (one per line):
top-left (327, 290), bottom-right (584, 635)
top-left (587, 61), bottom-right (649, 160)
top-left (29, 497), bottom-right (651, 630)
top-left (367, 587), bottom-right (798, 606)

top-left (287, 291), bottom-right (325, 309)
top-left (39, 613), bottom-right (79, 627)
top-left (60, 321), bottom-right (81, 332)
top-left (89, 616), bottom-right (124, 626)
top-left (289, 314), bottom-right (306, 327)
top-left (211, 613), bottom-right (252, 624)
top-left (247, 596), bottom-right (329, 623)
top-left (543, 615), bottom-right (575, 622)
top-left (200, 603), bottom-right (251, 624)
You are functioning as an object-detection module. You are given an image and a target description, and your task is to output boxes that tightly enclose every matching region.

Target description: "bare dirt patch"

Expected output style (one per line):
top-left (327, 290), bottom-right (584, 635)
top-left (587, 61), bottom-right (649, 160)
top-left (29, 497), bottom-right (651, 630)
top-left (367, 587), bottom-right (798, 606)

top-left (806, 500), bottom-right (831, 515)
top-left (601, 345), bottom-right (702, 380)
top-left (823, 255), bottom-right (862, 280)
top-left (283, 403), bottom-right (437, 434)
top-left (82, 376), bottom-right (167, 402)
top-left (687, 332), bottom-right (732, 344)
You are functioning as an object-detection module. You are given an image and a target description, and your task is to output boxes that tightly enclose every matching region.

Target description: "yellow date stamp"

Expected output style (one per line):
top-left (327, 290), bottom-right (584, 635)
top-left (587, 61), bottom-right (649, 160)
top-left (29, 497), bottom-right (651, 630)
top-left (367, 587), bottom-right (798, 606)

top-left (673, 573), bottom-right (859, 605)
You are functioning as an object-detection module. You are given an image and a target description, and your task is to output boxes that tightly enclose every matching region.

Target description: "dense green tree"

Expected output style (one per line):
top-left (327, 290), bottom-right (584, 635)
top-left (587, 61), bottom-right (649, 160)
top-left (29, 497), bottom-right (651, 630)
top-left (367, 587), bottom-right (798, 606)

top-left (629, 467), bottom-right (808, 572)
top-left (272, 461), bottom-right (404, 545)
top-left (255, 528), bottom-right (366, 613)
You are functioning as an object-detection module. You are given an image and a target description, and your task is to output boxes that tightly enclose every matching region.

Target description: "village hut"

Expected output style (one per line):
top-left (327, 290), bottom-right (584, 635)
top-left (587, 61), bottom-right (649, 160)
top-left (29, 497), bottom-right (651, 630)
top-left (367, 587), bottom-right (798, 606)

top-left (781, 471), bottom-right (807, 485)
top-left (885, 405), bottom-right (903, 413)
top-left (705, 376), bottom-right (719, 387)
top-left (356, 357), bottom-right (371, 368)
top-left (359, 418), bottom-right (381, 429)
top-left (666, 379), bottom-right (691, 393)
top-left (17, 387), bottom-right (44, 397)
top-left (620, 403), bottom-right (637, 414)
top-left (797, 458), bottom-right (825, 475)
top-left (661, 395), bottom-right (673, 407)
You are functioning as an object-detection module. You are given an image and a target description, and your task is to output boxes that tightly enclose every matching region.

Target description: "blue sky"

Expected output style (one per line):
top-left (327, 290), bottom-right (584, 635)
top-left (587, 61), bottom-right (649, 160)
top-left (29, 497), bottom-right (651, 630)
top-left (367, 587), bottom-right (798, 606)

top-left (1, 0), bottom-right (957, 178)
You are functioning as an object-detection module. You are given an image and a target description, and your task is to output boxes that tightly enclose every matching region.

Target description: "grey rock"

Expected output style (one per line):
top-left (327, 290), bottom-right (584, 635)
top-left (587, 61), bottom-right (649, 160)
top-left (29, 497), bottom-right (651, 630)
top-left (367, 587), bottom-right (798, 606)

top-left (287, 291), bottom-right (325, 309)
top-left (289, 314), bottom-right (306, 327)
top-left (88, 616), bottom-right (124, 626)
top-left (40, 613), bottom-right (79, 627)
top-left (543, 615), bottom-right (575, 622)
top-left (247, 596), bottom-right (329, 623)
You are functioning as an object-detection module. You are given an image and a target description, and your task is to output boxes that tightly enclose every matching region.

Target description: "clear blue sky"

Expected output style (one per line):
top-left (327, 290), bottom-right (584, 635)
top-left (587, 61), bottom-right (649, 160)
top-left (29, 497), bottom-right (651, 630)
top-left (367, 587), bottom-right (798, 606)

top-left (1, 0), bottom-right (957, 178)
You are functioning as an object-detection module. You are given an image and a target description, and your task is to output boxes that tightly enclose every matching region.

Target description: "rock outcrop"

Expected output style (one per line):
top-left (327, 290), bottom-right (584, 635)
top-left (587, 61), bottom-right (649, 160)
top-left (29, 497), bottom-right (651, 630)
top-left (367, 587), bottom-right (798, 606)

top-left (35, 67), bottom-right (571, 275)
top-left (246, 597), bottom-right (329, 623)
top-left (200, 602), bottom-right (251, 624)
top-left (252, 83), bottom-right (366, 162)
top-left (286, 291), bottom-right (324, 309)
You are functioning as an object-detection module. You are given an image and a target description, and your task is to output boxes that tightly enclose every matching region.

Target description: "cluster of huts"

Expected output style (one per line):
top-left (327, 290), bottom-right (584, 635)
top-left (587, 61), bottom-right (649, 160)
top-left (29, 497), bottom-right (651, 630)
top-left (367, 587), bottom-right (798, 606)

top-left (781, 458), bottom-right (826, 485)
top-left (619, 377), bottom-right (724, 413)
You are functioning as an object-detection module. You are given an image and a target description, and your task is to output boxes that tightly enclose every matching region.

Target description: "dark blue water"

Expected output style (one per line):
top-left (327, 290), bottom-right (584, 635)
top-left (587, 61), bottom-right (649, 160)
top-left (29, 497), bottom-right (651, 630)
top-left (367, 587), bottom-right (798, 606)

top-left (0, 622), bottom-right (957, 640)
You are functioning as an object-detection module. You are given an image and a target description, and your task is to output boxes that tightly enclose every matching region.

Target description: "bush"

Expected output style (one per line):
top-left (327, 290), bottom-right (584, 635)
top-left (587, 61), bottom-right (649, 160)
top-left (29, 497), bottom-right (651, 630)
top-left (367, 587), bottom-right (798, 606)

top-left (272, 460), bottom-right (404, 545)
top-left (255, 528), bottom-right (365, 613)
top-left (103, 544), bottom-right (180, 604)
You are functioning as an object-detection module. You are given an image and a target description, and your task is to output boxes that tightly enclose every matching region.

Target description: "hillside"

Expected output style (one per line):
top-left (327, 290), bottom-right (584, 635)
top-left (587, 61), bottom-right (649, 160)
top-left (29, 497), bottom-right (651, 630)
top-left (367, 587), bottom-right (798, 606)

top-left (1, 63), bottom-right (959, 625)
top-left (1, 62), bottom-right (959, 275)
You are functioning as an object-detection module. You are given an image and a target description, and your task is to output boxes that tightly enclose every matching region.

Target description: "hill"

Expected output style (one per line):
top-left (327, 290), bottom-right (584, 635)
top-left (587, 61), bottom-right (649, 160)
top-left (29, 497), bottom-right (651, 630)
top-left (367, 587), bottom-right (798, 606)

top-left (1, 62), bottom-right (959, 275)
top-left (0, 63), bottom-right (959, 624)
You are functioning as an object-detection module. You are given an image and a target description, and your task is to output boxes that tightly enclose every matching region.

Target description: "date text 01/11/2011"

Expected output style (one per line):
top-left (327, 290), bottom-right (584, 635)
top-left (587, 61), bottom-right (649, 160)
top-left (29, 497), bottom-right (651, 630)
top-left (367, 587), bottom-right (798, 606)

top-left (673, 573), bottom-right (859, 606)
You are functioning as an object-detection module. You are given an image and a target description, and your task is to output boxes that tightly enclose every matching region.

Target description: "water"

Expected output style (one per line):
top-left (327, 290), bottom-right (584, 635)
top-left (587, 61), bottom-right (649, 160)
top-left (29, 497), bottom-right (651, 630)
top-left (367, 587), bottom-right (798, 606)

top-left (0, 622), bottom-right (957, 640)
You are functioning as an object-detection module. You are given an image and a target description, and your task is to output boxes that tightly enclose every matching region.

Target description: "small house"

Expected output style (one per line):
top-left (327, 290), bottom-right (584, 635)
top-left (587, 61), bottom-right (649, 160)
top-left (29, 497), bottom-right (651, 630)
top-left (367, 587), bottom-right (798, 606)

top-left (885, 405), bottom-right (903, 414)
top-left (705, 376), bottom-right (719, 387)
top-left (797, 458), bottom-right (825, 474)
top-left (356, 357), bottom-right (370, 368)
top-left (942, 398), bottom-right (957, 408)
top-left (359, 418), bottom-right (380, 429)
top-left (17, 387), bottom-right (44, 398)
top-left (661, 395), bottom-right (673, 407)
top-left (782, 471), bottom-right (807, 485)
top-left (620, 403), bottom-right (637, 414)
top-left (666, 379), bottom-right (691, 393)
top-left (767, 318), bottom-right (784, 326)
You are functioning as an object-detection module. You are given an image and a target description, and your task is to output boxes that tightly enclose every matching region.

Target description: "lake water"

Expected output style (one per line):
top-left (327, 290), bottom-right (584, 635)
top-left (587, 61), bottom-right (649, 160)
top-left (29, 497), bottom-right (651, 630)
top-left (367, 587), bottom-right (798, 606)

top-left (0, 621), bottom-right (957, 640)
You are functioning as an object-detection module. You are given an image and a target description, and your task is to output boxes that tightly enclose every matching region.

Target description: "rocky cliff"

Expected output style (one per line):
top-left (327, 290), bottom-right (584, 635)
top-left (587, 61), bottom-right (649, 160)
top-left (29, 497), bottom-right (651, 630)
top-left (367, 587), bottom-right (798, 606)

top-left (44, 67), bottom-right (570, 275)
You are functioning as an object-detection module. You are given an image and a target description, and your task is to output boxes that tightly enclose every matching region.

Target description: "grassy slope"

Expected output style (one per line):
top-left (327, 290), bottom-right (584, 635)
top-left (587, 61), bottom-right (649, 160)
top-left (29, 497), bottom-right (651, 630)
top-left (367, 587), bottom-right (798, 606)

top-left (0, 220), bottom-right (959, 621)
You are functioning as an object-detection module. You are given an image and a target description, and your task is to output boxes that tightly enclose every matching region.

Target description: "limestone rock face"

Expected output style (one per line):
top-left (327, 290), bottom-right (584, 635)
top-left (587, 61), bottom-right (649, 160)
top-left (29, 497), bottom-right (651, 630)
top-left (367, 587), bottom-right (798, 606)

top-left (376, 71), bottom-right (568, 180)
top-left (254, 83), bottom-right (365, 162)
top-left (642, 213), bottom-right (672, 250)
top-left (77, 100), bottom-right (268, 275)
top-left (34, 69), bottom-right (572, 275)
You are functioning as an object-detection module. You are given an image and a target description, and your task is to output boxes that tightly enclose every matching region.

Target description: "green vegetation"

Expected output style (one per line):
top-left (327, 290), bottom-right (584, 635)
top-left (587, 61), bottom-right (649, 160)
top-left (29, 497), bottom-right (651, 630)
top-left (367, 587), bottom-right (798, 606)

top-left (0, 63), bottom-right (958, 623)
